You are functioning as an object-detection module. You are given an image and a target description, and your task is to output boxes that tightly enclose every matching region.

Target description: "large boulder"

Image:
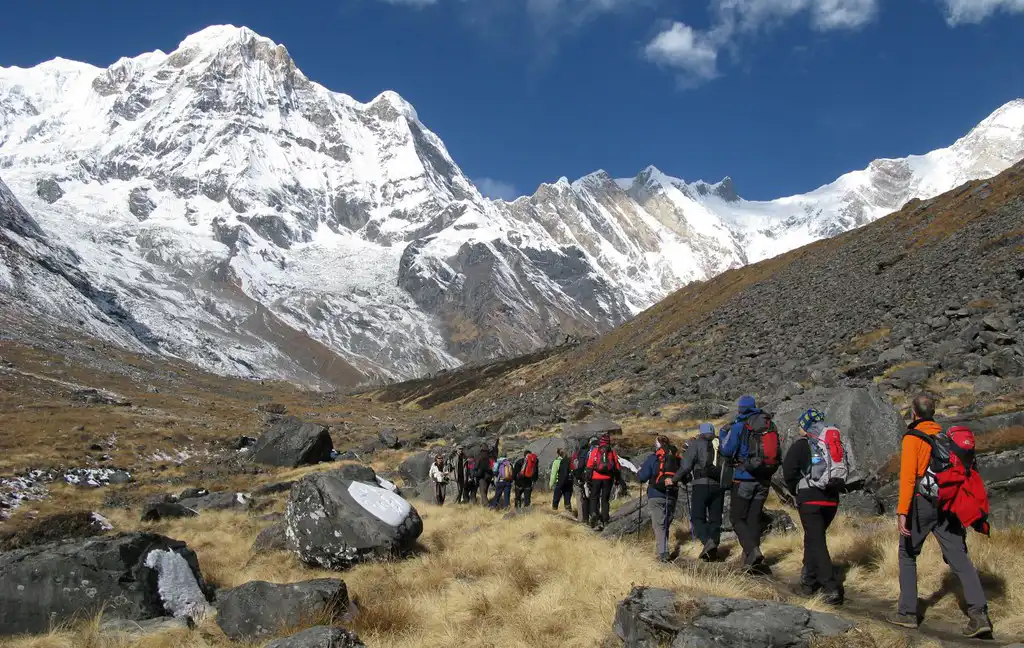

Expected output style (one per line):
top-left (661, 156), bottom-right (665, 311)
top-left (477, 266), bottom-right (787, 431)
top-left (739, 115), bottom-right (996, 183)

top-left (524, 436), bottom-right (567, 486)
top-left (286, 473), bottom-right (423, 570)
top-left (0, 533), bottom-right (211, 635)
top-left (330, 464), bottom-right (377, 484)
top-left (0, 510), bottom-right (112, 551)
top-left (613, 587), bottom-right (854, 648)
top-left (178, 491), bottom-right (252, 512)
top-left (215, 579), bottom-right (350, 642)
top-left (398, 450), bottom-right (438, 484)
top-left (141, 501), bottom-right (198, 522)
top-left (253, 416), bottom-right (334, 468)
top-left (264, 625), bottom-right (365, 648)
top-left (772, 386), bottom-right (904, 482)
top-left (563, 418), bottom-right (622, 443)
top-left (378, 428), bottom-right (401, 449)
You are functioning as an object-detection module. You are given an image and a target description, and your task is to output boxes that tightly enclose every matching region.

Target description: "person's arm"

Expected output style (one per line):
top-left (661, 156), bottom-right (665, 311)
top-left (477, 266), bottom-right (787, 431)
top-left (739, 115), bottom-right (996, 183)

top-left (673, 442), bottom-right (699, 483)
top-left (636, 455), bottom-right (654, 483)
top-left (897, 435), bottom-right (925, 516)
top-left (719, 422), bottom-right (741, 458)
top-left (782, 439), bottom-right (807, 495)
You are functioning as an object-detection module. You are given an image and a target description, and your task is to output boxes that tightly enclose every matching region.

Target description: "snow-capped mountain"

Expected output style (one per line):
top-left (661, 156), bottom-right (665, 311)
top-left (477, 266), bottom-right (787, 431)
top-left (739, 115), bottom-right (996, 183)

top-left (1, 26), bottom-right (1022, 387)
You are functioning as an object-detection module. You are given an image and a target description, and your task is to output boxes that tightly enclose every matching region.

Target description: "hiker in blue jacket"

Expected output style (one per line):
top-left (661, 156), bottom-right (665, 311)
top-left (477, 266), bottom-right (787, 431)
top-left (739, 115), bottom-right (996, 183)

top-left (636, 435), bottom-right (680, 562)
top-left (719, 394), bottom-right (777, 572)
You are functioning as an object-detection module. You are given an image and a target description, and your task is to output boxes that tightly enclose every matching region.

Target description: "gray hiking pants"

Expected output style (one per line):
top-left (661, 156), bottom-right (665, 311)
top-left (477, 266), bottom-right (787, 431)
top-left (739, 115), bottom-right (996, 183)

top-left (648, 495), bottom-right (677, 557)
top-left (898, 495), bottom-right (987, 617)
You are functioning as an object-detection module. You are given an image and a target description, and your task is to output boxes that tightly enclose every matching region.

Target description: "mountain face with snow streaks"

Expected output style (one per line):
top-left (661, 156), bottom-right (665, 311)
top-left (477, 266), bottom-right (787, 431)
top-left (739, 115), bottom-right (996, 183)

top-left (1, 25), bottom-right (1022, 387)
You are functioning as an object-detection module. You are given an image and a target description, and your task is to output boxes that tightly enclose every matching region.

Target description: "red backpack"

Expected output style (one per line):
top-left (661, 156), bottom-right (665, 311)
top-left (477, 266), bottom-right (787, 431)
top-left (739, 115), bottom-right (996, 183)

top-left (593, 447), bottom-right (615, 475)
top-left (907, 425), bottom-right (990, 534)
top-left (523, 453), bottom-right (538, 479)
top-left (742, 412), bottom-right (781, 479)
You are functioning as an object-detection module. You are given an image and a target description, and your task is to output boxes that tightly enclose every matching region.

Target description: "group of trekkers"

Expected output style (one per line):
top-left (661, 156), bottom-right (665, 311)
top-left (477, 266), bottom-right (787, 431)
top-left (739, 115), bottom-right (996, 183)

top-left (427, 391), bottom-right (994, 639)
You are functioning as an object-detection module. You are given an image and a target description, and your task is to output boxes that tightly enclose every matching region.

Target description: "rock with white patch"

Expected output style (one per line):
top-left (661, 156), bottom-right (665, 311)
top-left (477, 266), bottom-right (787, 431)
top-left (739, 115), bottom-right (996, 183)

top-left (285, 473), bottom-right (422, 570)
top-left (0, 532), bottom-right (211, 635)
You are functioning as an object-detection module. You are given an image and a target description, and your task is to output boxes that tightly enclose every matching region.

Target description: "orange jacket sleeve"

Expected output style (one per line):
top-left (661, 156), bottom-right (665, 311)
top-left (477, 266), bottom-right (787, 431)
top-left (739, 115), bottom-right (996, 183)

top-left (897, 434), bottom-right (931, 515)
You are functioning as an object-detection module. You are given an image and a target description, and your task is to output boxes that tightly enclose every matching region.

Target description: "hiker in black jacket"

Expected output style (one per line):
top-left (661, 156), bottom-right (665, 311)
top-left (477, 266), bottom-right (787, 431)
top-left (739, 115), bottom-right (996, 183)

top-left (782, 409), bottom-right (842, 605)
top-left (573, 438), bottom-right (595, 522)
top-left (475, 442), bottom-right (496, 508)
top-left (551, 448), bottom-right (573, 511)
top-left (513, 449), bottom-right (539, 508)
top-left (669, 423), bottom-right (724, 561)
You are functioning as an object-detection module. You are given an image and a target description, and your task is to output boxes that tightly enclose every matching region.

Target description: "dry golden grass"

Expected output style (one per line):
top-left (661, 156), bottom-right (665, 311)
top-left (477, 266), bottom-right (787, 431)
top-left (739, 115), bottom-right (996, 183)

top-left (8, 500), bottom-right (1024, 648)
top-left (849, 328), bottom-right (893, 354)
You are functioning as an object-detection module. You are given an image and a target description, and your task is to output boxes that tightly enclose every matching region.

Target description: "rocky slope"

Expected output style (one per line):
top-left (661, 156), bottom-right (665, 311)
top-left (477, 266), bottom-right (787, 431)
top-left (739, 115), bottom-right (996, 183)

top-left (1, 25), bottom-right (1022, 387)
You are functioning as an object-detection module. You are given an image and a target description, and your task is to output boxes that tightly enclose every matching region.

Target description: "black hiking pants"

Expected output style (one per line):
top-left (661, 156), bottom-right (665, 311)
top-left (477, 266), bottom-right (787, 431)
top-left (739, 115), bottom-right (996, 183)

top-left (514, 485), bottom-right (533, 508)
top-left (434, 481), bottom-right (447, 506)
top-left (799, 504), bottom-right (839, 594)
top-left (730, 481), bottom-right (769, 564)
top-left (464, 480), bottom-right (479, 505)
top-left (590, 479), bottom-right (614, 525)
top-left (690, 483), bottom-right (725, 547)
top-left (552, 480), bottom-right (573, 510)
top-left (455, 479), bottom-right (467, 503)
top-left (478, 477), bottom-right (492, 507)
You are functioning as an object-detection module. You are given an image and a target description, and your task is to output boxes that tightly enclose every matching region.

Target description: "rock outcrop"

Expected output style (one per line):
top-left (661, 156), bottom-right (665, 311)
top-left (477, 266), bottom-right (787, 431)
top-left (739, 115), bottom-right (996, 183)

top-left (215, 579), bottom-right (350, 642)
top-left (286, 473), bottom-right (423, 570)
top-left (613, 587), bottom-right (854, 648)
top-left (263, 625), bottom-right (366, 648)
top-left (0, 533), bottom-right (210, 635)
top-left (253, 416), bottom-right (334, 468)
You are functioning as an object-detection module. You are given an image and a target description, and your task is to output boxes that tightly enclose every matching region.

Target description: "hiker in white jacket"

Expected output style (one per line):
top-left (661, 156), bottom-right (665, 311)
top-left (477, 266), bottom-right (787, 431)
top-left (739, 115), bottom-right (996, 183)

top-left (429, 454), bottom-right (449, 506)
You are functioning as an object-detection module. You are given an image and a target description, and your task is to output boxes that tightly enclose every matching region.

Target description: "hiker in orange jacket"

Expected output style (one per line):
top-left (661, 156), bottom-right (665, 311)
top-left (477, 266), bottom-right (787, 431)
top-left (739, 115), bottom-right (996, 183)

top-left (586, 434), bottom-right (621, 531)
top-left (887, 394), bottom-right (992, 638)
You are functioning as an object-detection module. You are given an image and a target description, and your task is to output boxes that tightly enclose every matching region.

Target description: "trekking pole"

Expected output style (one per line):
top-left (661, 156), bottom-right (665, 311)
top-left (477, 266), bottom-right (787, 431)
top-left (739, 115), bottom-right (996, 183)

top-left (637, 488), bottom-right (644, 542)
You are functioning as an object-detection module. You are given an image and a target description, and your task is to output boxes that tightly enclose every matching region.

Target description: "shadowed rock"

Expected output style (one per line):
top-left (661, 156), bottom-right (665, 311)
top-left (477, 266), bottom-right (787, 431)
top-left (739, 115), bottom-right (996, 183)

top-left (215, 579), bottom-right (349, 641)
top-left (253, 416), bottom-right (333, 468)
top-left (263, 625), bottom-right (366, 648)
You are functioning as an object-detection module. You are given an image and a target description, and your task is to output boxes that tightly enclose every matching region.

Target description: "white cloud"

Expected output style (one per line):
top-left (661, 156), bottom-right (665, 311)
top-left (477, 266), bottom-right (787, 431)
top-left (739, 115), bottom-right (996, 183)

top-left (644, 0), bottom-right (877, 86)
top-left (475, 177), bottom-right (521, 200)
top-left (644, 22), bottom-right (720, 82)
top-left (942, 0), bottom-right (1024, 24)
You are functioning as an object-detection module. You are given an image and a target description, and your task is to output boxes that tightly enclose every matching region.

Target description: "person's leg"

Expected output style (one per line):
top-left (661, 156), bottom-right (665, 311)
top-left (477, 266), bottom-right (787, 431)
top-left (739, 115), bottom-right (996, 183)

top-left (649, 496), bottom-right (668, 557)
top-left (744, 483), bottom-right (768, 564)
top-left (524, 487), bottom-right (533, 507)
top-left (514, 486), bottom-right (522, 509)
top-left (600, 480), bottom-right (613, 524)
top-left (690, 485), bottom-right (709, 546)
top-left (933, 515), bottom-right (988, 617)
top-left (730, 484), bottom-right (755, 561)
top-left (502, 482), bottom-right (511, 509)
top-left (552, 484), bottom-right (562, 510)
top-left (799, 505), bottom-right (821, 590)
top-left (563, 483), bottom-right (573, 510)
top-left (589, 483), bottom-right (601, 526)
top-left (707, 486), bottom-right (725, 548)
top-left (898, 498), bottom-right (937, 618)
top-left (578, 485), bottom-right (589, 522)
top-left (819, 506), bottom-right (839, 594)
top-left (436, 482), bottom-right (445, 506)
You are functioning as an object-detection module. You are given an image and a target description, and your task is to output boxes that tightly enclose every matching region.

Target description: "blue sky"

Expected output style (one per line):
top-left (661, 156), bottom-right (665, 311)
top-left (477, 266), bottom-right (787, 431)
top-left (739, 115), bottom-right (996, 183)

top-left (1, 1), bottom-right (1022, 201)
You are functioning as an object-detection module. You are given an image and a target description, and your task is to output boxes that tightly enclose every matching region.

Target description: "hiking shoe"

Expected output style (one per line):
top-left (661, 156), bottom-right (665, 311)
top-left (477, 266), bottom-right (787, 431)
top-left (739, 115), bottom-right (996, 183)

top-left (886, 613), bottom-right (919, 629)
top-left (746, 548), bottom-right (765, 567)
top-left (699, 540), bottom-right (718, 562)
top-left (963, 612), bottom-right (993, 638)
top-left (822, 590), bottom-right (843, 606)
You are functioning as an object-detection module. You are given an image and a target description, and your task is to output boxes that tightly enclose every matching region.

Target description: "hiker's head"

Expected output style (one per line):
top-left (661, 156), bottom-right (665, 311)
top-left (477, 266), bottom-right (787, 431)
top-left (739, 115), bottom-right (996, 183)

top-left (456, 445), bottom-right (464, 454)
top-left (698, 423), bottom-right (715, 437)
top-left (737, 395), bottom-right (757, 413)
top-left (599, 434), bottom-right (611, 448)
top-left (523, 449), bottom-right (531, 457)
top-left (911, 393), bottom-right (936, 421)
top-left (799, 408), bottom-right (826, 434)
top-left (588, 436), bottom-right (599, 448)
top-left (655, 435), bottom-right (670, 449)
top-left (434, 454), bottom-right (444, 464)
top-left (557, 448), bottom-right (566, 458)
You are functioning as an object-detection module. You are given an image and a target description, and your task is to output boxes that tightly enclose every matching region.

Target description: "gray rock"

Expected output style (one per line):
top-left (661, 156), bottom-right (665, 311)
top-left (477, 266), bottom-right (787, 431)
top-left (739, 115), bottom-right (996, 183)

top-left (263, 626), bottom-right (366, 648)
top-left (141, 501), bottom-right (198, 522)
top-left (100, 616), bottom-right (194, 637)
top-left (614, 587), bottom-right (854, 648)
top-left (286, 473), bottom-right (423, 570)
top-left (36, 178), bottom-right (65, 204)
top-left (563, 418), bottom-right (622, 442)
top-left (215, 579), bottom-right (349, 642)
top-left (253, 416), bottom-right (333, 468)
top-left (979, 331), bottom-right (1016, 348)
top-left (0, 533), bottom-right (210, 635)
top-left (128, 187), bottom-right (157, 221)
top-left (256, 481), bottom-right (296, 495)
top-left (981, 349), bottom-right (1024, 378)
top-left (252, 523), bottom-right (288, 553)
top-left (878, 344), bottom-right (908, 364)
top-left (329, 464), bottom-right (377, 484)
top-left (771, 386), bottom-right (904, 482)
top-left (178, 491), bottom-right (252, 511)
top-left (883, 364), bottom-right (933, 389)
top-left (378, 428), bottom-right (401, 449)
top-left (973, 376), bottom-right (1003, 395)
top-left (839, 491), bottom-right (885, 516)
top-left (982, 314), bottom-right (1010, 332)
top-left (927, 315), bottom-right (950, 329)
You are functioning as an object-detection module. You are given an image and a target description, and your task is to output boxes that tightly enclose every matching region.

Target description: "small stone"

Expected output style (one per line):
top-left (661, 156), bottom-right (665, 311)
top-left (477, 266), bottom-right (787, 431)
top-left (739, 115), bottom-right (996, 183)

top-left (973, 376), bottom-right (1003, 395)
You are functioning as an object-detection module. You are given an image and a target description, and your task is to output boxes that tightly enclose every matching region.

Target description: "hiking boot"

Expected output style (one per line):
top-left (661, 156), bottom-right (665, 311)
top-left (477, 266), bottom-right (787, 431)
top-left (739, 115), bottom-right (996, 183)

top-left (699, 540), bottom-right (718, 562)
top-left (745, 548), bottom-right (765, 567)
top-left (886, 613), bottom-right (919, 629)
top-left (822, 590), bottom-right (843, 606)
top-left (963, 611), bottom-right (993, 638)
top-left (658, 552), bottom-right (670, 563)
top-left (799, 582), bottom-right (818, 596)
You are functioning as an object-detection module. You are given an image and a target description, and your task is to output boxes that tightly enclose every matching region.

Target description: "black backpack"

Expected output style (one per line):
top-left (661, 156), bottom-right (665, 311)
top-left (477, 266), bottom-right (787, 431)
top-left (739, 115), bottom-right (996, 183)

top-left (692, 437), bottom-right (717, 480)
top-left (653, 445), bottom-right (681, 491)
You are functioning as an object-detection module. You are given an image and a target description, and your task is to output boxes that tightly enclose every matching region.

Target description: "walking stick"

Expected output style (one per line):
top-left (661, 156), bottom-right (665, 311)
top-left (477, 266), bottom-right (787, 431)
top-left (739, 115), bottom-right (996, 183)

top-left (637, 488), bottom-right (644, 542)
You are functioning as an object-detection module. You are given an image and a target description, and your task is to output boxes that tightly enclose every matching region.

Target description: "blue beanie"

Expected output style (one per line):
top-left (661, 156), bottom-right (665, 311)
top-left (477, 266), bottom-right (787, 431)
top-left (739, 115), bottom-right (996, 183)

top-left (738, 395), bottom-right (757, 412)
top-left (698, 423), bottom-right (715, 437)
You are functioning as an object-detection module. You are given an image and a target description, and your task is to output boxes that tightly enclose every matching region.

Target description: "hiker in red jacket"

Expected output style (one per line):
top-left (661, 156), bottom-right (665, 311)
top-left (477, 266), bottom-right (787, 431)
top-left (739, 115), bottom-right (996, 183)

top-left (586, 434), bottom-right (621, 531)
top-left (513, 449), bottom-right (540, 508)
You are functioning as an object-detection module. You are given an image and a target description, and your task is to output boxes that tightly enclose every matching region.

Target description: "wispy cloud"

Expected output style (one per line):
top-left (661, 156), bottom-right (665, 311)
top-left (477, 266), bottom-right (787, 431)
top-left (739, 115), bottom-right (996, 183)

top-left (475, 177), bottom-right (521, 200)
top-left (942, 0), bottom-right (1024, 24)
top-left (644, 0), bottom-right (878, 87)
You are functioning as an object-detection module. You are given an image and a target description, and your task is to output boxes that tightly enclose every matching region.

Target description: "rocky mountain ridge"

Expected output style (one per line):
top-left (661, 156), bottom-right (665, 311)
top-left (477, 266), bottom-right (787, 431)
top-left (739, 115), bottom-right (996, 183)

top-left (1, 25), bottom-right (1022, 387)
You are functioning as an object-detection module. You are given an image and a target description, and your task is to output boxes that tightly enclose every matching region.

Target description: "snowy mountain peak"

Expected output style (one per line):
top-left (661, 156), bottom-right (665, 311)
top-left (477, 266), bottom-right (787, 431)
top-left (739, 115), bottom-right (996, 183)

top-left (0, 27), bottom-right (1021, 388)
